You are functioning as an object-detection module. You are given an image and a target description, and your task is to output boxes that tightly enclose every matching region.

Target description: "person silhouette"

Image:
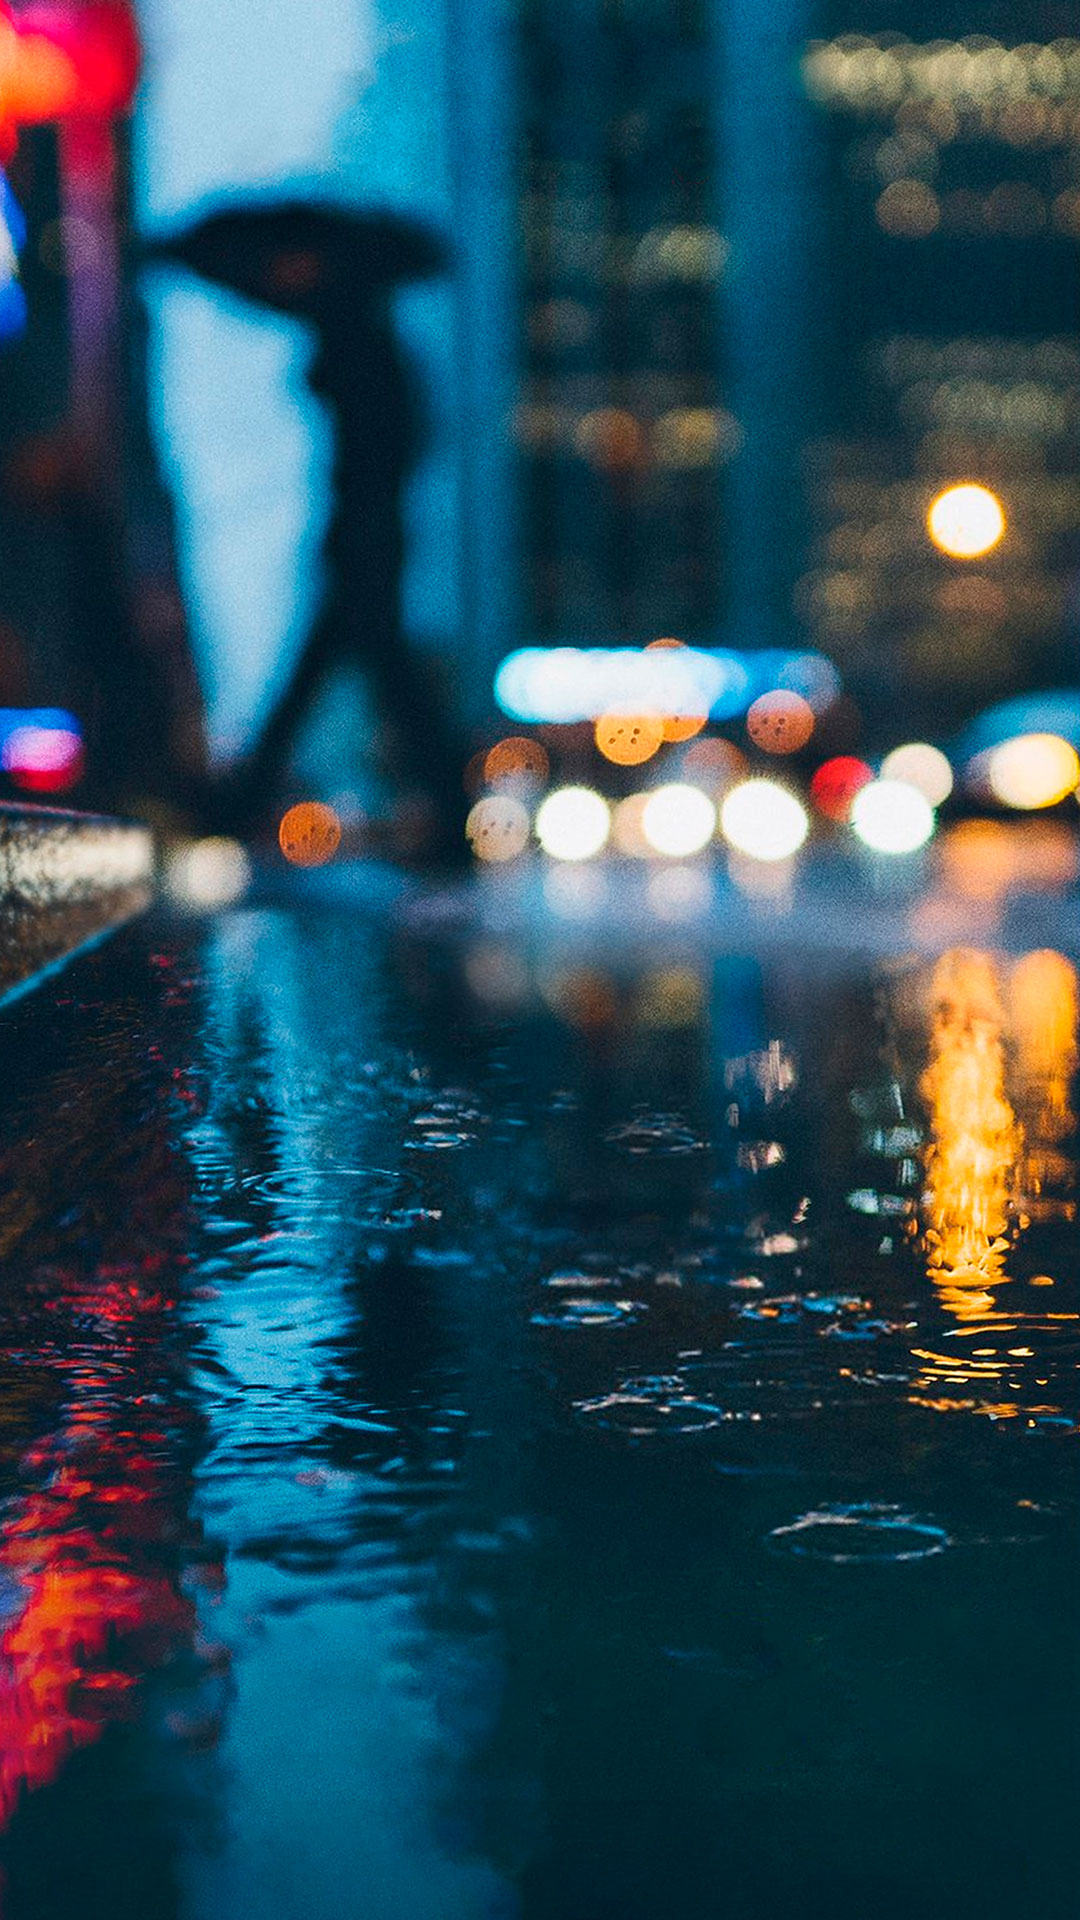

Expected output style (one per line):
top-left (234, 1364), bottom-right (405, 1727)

top-left (143, 204), bottom-right (468, 854)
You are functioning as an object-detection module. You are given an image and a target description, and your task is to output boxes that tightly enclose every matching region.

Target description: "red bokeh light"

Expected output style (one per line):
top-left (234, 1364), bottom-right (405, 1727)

top-left (2, 723), bottom-right (84, 792)
top-left (809, 756), bottom-right (874, 822)
top-left (1, 0), bottom-right (138, 130)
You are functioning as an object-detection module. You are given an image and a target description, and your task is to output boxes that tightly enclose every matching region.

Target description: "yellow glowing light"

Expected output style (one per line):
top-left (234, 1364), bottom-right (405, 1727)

top-left (1010, 951), bottom-right (1078, 1219)
top-left (535, 786), bottom-right (610, 862)
top-left (921, 949), bottom-right (1018, 1321)
top-left (640, 783), bottom-right (717, 858)
top-left (573, 409), bottom-right (643, 472)
top-left (720, 779), bottom-right (809, 862)
top-left (594, 712), bottom-right (665, 766)
top-left (926, 483), bottom-right (1006, 558)
top-left (1010, 950), bottom-right (1078, 1135)
top-left (851, 778), bottom-right (935, 854)
top-left (661, 711), bottom-right (709, 744)
top-left (986, 733), bottom-right (1079, 810)
top-left (466, 794), bottom-right (530, 863)
top-left (278, 802), bottom-right (342, 867)
top-left (746, 689), bottom-right (816, 755)
top-left (881, 741), bottom-right (954, 806)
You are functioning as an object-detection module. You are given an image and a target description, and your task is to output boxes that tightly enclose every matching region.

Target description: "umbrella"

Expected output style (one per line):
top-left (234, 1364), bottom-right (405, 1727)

top-left (138, 201), bottom-right (447, 320)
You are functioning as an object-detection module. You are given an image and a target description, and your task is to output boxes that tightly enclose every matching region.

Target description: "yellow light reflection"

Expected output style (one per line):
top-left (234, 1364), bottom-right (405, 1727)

top-left (986, 732), bottom-right (1079, 810)
top-left (1009, 951), bottom-right (1078, 1215)
top-left (926, 482), bottom-right (1006, 558)
top-left (920, 949), bottom-right (1018, 1321)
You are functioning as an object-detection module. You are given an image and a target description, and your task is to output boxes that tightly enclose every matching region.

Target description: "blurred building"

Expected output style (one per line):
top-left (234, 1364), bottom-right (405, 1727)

top-left (510, 0), bottom-right (730, 648)
top-left (799, 1), bottom-right (1080, 736)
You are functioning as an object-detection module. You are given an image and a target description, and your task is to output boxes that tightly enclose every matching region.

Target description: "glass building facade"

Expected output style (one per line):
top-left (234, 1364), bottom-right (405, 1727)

top-left (799, 3), bottom-right (1080, 735)
top-left (512, 0), bottom-right (729, 648)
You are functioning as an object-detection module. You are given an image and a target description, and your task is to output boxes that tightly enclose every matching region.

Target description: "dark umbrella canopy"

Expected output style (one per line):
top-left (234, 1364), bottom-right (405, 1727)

top-left (138, 202), bottom-right (448, 321)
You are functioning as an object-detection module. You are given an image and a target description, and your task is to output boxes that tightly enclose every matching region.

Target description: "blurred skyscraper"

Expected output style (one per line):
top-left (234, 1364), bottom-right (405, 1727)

top-left (798, 1), bottom-right (1080, 734)
top-left (511, 0), bottom-right (730, 648)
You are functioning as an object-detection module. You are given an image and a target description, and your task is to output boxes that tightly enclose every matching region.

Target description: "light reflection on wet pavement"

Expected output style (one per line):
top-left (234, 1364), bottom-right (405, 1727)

top-left (0, 902), bottom-right (1077, 1918)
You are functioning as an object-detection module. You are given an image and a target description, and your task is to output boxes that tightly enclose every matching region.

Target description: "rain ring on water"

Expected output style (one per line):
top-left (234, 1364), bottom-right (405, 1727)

top-left (575, 1375), bottom-right (727, 1435)
top-left (530, 1298), bottom-right (646, 1329)
top-left (768, 1502), bottom-right (950, 1563)
top-left (237, 1166), bottom-right (414, 1211)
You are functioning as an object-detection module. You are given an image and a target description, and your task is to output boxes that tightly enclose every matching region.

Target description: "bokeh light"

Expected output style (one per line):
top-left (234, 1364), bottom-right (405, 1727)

top-left (594, 712), bottom-right (665, 766)
top-left (641, 784), bottom-right (717, 858)
top-left (720, 780), bottom-right (809, 861)
top-left (464, 942), bottom-right (530, 1010)
top-left (926, 483), bottom-right (1006, 559)
top-left (1, 723), bottom-right (83, 792)
top-left (166, 837), bottom-right (251, 909)
top-left (466, 794), bottom-right (530, 863)
top-left (635, 963), bottom-right (706, 1023)
top-left (851, 779), bottom-right (935, 854)
top-left (535, 786), bottom-right (610, 861)
top-left (573, 408), bottom-right (643, 472)
top-left (539, 964), bottom-right (616, 1027)
top-left (278, 801), bottom-right (342, 867)
top-left (646, 866), bottom-right (713, 921)
top-left (986, 733), bottom-right (1079, 810)
top-left (483, 736), bottom-right (549, 787)
top-left (809, 756), bottom-right (873, 821)
top-left (644, 638), bottom-right (709, 741)
top-left (462, 749), bottom-right (490, 798)
top-left (0, 170), bottom-right (28, 342)
top-left (543, 863), bottom-right (608, 916)
top-left (494, 645), bottom-right (834, 725)
top-left (610, 792), bottom-right (652, 857)
top-left (727, 850), bottom-right (797, 900)
top-left (881, 742), bottom-right (954, 806)
top-left (746, 689), bottom-right (815, 755)
top-left (681, 736), bottom-right (748, 794)
top-left (661, 710), bottom-right (709, 744)
top-left (876, 179), bottom-right (940, 237)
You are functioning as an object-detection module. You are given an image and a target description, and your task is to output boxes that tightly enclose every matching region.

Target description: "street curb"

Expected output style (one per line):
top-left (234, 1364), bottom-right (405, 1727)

top-left (0, 803), bottom-right (155, 1006)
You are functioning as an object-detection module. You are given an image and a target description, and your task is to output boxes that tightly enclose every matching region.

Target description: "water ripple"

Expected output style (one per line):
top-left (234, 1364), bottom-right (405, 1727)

top-left (531, 1298), bottom-right (645, 1330)
top-left (769, 1503), bottom-right (950, 1563)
